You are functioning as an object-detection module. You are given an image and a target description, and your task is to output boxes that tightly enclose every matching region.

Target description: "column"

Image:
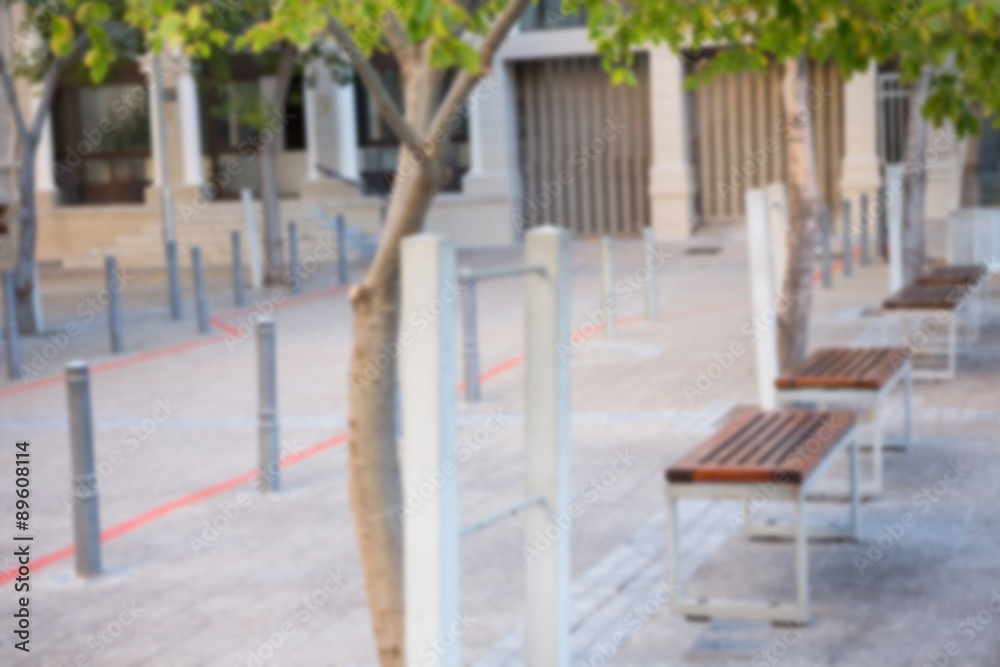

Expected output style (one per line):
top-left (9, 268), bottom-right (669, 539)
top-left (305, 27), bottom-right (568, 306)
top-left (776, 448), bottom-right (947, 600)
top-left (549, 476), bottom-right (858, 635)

top-left (299, 58), bottom-right (358, 198)
top-left (840, 64), bottom-right (882, 227)
top-left (31, 86), bottom-right (56, 206)
top-left (462, 62), bottom-right (513, 197)
top-left (177, 62), bottom-right (204, 188)
top-left (648, 47), bottom-right (697, 240)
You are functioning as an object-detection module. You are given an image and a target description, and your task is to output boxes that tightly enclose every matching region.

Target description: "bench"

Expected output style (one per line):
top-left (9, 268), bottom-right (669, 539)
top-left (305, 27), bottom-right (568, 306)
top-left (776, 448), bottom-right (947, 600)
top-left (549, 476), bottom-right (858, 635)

top-left (882, 282), bottom-right (978, 380)
top-left (915, 263), bottom-right (991, 328)
top-left (665, 409), bottom-right (860, 625)
top-left (775, 347), bottom-right (913, 497)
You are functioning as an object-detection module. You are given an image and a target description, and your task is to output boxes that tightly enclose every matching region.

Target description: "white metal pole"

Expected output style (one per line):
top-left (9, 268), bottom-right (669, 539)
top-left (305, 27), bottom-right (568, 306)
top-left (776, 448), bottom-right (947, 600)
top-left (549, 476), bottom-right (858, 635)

top-left (241, 187), bottom-right (264, 290)
top-left (746, 189), bottom-right (779, 410)
top-left (643, 227), bottom-right (659, 322)
top-left (599, 235), bottom-right (617, 340)
top-left (886, 163), bottom-right (905, 292)
top-left (765, 182), bottom-right (789, 290)
top-left (524, 226), bottom-right (571, 667)
top-left (400, 234), bottom-right (460, 667)
top-left (152, 56), bottom-right (176, 244)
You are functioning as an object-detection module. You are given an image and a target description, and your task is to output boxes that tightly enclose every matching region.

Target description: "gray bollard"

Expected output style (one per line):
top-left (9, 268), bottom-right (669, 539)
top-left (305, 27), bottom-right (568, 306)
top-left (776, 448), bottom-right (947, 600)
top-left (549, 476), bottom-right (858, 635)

top-left (257, 318), bottom-right (280, 492)
top-left (461, 281), bottom-right (481, 402)
top-left (105, 257), bottom-right (124, 354)
top-left (166, 240), bottom-right (183, 320)
top-left (66, 360), bottom-right (101, 577)
top-left (820, 206), bottom-right (833, 288)
top-left (287, 220), bottom-right (301, 294)
top-left (860, 192), bottom-right (872, 267)
top-left (336, 213), bottom-right (348, 286)
top-left (600, 236), bottom-right (617, 340)
top-left (231, 230), bottom-right (246, 307)
top-left (191, 246), bottom-right (210, 334)
top-left (3, 270), bottom-right (22, 380)
top-left (841, 199), bottom-right (853, 278)
top-left (643, 227), bottom-right (659, 322)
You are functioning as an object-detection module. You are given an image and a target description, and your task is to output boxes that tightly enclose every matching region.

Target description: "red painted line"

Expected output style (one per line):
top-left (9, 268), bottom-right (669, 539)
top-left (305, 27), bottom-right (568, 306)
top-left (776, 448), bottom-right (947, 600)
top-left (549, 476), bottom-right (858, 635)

top-left (209, 317), bottom-right (241, 338)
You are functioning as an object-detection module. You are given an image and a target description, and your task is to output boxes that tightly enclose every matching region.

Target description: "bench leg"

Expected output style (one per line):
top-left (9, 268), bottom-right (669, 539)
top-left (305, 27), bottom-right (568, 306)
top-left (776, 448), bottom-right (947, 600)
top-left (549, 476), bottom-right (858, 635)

top-left (902, 361), bottom-right (913, 449)
top-left (665, 488), bottom-right (679, 600)
top-left (794, 493), bottom-right (810, 625)
top-left (870, 404), bottom-right (884, 495)
top-left (849, 434), bottom-right (861, 540)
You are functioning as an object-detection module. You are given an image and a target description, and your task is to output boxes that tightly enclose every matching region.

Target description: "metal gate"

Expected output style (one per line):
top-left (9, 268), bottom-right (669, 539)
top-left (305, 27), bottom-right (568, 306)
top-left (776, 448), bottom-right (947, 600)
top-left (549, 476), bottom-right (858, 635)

top-left (514, 54), bottom-right (651, 236)
top-left (689, 59), bottom-right (845, 223)
top-left (877, 70), bottom-right (909, 165)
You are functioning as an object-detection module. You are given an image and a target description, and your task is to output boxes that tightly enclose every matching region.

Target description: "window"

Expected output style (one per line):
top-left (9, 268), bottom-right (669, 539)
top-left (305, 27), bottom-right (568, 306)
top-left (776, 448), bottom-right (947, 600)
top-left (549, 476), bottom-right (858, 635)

top-left (519, 0), bottom-right (587, 31)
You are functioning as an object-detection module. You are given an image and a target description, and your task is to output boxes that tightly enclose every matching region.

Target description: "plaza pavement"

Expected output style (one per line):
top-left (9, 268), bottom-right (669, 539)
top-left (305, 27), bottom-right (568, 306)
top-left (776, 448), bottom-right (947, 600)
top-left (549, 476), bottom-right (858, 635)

top-left (0, 225), bottom-right (998, 666)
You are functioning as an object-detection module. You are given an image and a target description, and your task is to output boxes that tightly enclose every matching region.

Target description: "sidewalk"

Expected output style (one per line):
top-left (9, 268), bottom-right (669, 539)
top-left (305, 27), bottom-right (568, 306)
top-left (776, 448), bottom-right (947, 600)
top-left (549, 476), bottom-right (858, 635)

top-left (1, 227), bottom-right (998, 666)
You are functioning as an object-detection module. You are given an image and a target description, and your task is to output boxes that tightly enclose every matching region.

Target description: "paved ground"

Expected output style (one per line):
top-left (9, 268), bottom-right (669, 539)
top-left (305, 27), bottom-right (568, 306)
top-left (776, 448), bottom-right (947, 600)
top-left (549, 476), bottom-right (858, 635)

top-left (0, 225), bottom-right (998, 666)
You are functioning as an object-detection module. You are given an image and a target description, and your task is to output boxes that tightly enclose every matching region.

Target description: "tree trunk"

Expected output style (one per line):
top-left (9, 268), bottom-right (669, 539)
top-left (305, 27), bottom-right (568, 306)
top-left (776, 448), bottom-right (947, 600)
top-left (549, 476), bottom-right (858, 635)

top-left (14, 137), bottom-right (40, 336)
top-left (901, 69), bottom-right (931, 284)
top-left (259, 138), bottom-right (285, 284)
top-left (347, 151), bottom-right (444, 667)
top-left (260, 46), bottom-right (297, 285)
top-left (777, 55), bottom-right (822, 371)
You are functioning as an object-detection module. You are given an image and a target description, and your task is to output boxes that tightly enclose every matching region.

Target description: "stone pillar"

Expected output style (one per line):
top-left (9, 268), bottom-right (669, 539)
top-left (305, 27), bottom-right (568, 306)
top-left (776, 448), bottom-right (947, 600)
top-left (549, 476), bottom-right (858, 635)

top-left (31, 86), bottom-right (56, 208)
top-left (462, 65), bottom-right (512, 197)
top-left (299, 59), bottom-right (358, 199)
top-left (840, 64), bottom-right (882, 228)
top-left (177, 62), bottom-right (204, 188)
top-left (648, 47), bottom-right (696, 240)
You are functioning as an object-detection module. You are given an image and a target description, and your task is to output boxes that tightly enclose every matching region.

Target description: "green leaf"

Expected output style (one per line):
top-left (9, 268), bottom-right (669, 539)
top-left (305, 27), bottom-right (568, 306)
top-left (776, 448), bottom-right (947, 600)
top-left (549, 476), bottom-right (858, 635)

top-left (50, 16), bottom-right (75, 57)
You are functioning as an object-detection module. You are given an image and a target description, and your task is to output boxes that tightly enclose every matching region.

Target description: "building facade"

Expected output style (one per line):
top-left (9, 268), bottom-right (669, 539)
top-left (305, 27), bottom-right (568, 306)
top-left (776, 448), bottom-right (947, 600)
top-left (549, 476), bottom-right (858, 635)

top-left (0, 9), bottom-right (984, 270)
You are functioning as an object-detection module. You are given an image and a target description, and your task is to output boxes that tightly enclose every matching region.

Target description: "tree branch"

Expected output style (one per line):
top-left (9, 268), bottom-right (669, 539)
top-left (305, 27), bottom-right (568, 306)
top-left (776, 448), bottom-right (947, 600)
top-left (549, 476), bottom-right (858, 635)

top-left (0, 49), bottom-right (28, 139)
top-left (425, 0), bottom-right (529, 145)
top-left (383, 14), bottom-right (414, 72)
top-left (29, 33), bottom-right (89, 140)
top-left (269, 41), bottom-right (298, 107)
top-left (325, 14), bottom-right (424, 156)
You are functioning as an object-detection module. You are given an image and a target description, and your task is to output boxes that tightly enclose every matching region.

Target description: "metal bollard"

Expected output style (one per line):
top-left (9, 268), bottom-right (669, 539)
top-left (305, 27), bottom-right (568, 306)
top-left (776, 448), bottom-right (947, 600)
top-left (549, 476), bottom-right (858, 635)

top-left (336, 213), bottom-right (348, 286)
top-left (841, 200), bottom-right (853, 278)
top-left (643, 227), bottom-right (659, 322)
top-left (461, 280), bottom-right (481, 402)
top-left (191, 246), bottom-right (211, 334)
top-left (860, 192), bottom-right (872, 267)
top-left (288, 220), bottom-right (301, 294)
top-left (66, 360), bottom-right (101, 577)
top-left (231, 230), bottom-right (246, 307)
top-left (600, 236), bottom-right (617, 339)
top-left (820, 206), bottom-right (833, 288)
top-left (105, 257), bottom-right (124, 354)
top-left (3, 270), bottom-right (22, 380)
top-left (166, 240), bottom-right (183, 320)
top-left (257, 318), bottom-right (280, 492)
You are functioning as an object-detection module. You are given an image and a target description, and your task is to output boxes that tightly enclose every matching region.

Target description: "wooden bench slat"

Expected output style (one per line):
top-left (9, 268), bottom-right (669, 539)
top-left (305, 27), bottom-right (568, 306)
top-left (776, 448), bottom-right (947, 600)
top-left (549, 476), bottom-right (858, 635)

top-left (775, 347), bottom-right (905, 390)
top-left (666, 409), bottom-right (856, 485)
top-left (915, 264), bottom-right (988, 286)
top-left (882, 283), bottom-right (972, 310)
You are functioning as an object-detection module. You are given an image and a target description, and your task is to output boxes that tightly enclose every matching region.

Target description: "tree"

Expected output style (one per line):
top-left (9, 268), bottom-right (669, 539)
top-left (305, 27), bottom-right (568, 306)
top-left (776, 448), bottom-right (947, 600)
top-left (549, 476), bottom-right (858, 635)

top-left (131, 2), bottom-right (1000, 666)
top-left (0, 0), bottom-right (124, 334)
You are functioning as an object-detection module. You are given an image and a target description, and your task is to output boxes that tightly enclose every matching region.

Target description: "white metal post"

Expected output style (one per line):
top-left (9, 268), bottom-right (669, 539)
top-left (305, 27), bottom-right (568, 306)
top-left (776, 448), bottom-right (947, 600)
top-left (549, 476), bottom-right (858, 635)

top-left (599, 235), bottom-right (617, 340)
top-left (400, 235), bottom-right (460, 667)
top-left (524, 226), bottom-right (571, 667)
top-left (886, 164), bottom-right (905, 292)
top-left (643, 227), bottom-right (659, 322)
top-left (241, 187), bottom-right (264, 290)
top-left (746, 189), bottom-right (779, 410)
top-left (765, 182), bottom-right (789, 289)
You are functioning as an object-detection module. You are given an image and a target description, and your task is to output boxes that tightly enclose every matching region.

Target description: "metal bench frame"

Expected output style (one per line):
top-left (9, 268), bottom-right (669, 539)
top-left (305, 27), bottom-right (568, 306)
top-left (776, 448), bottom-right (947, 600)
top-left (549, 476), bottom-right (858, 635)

top-left (775, 358), bottom-right (912, 498)
top-left (881, 296), bottom-right (973, 381)
top-left (664, 424), bottom-right (860, 626)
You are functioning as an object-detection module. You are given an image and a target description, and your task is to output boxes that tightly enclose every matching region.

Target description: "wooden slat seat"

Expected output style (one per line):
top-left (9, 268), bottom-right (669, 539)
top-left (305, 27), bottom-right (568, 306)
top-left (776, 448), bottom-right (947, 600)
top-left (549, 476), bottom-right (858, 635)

top-left (775, 347), bottom-right (906, 390)
top-left (915, 264), bottom-right (988, 286)
top-left (882, 283), bottom-right (972, 310)
top-left (666, 409), bottom-right (856, 485)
